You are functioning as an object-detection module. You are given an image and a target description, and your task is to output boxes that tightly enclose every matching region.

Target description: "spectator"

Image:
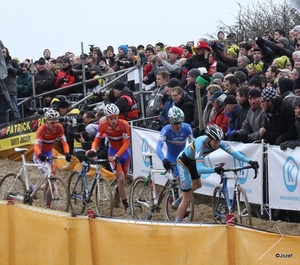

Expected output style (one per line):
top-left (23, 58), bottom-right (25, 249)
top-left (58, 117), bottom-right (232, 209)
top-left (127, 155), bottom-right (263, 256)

top-left (203, 88), bottom-right (223, 127)
top-left (98, 56), bottom-right (115, 90)
top-left (54, 56), bottom-right (76, 95)
top-left (184, 68), bottom-right (200, 99)
top-left (277, 77), bottom-right (295, 105)
top-left (259, 86), bottom-right (297, 145)
top-left (224, 95), bottom-right (241, 139)
top-left (230, 89), bottom-right (265, 143)
top-left (235, 85), bottom-right (251, 129)
top-left (17, 62), bottom-right (32, 98)
top-left (170, 86), bottom-right (194, 124)
top-left (224, 75), bottom-right (239, 95)
top-left (34, 57), bottom-right (55, 95)
top-left (0, 46), bottom-right (22, 123)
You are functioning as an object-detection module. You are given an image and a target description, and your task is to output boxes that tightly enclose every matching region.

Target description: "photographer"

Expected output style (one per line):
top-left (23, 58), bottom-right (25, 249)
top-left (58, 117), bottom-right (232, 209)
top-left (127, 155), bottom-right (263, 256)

top-left (57, 100), bottom-right (81, 155)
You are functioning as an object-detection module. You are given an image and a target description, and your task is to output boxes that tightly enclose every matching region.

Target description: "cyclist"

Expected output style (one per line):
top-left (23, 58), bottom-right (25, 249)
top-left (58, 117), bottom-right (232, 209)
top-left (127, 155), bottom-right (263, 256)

top-left (33, 109), bottom-right (71, 208)
top-left (156, 106), bottom-right (193, 210)
top-left (86, 103), bottom-right (131, 213)
top-left (175, 124), bottom-right (259, 222)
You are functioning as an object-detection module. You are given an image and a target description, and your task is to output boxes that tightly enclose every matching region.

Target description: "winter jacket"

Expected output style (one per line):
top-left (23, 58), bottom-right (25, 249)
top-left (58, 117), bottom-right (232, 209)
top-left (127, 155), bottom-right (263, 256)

top-left (54, 66), bottom-right (76, 95)
top-left (17, 72), bottom-right (32, 97)
top-left (160, 96), bottom-right (173, 126)
top-left (35, 69), bottom-right (55, 94)
top-left (236, 99), bottom-right (250, 130)
top-left (181, 54), bottom-right (210, 73)
top-left (3, 56), bottom-right (22, 95)
top-left (114, 86), bottom-right (138, 120)
top-left (225, 105), bottom-right (241, 139)
top-left (209, 107), bottom-right (229, 133)
top-left (174, 92), bottom-right (195, 124)
top-left (146, 83), bottom-right (167, 117)
top-left (263, 99), bottom-right (297, 144)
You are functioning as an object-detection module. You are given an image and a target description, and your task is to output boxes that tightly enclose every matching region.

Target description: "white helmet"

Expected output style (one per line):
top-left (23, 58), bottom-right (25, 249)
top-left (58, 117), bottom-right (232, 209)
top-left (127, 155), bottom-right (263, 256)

top-left (104, 103), bottom-right (120, 116)
top-left (44, 109), bottom-right (60, 120)
top-left (168, 106), bottom-right (184, 123)
top-left (205, 124), bottom-right (224, 141)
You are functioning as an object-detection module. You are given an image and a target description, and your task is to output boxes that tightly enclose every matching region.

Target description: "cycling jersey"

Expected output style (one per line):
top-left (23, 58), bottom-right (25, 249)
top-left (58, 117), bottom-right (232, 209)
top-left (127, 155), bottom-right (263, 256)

top-left (156, 123), bottom-right (194, 163)
top-left (33, 123), bottom-right (69, 175)
top-left (92, 119), bottom-right (131, 174)
top-left (177, 135), bottom-right (250, 191)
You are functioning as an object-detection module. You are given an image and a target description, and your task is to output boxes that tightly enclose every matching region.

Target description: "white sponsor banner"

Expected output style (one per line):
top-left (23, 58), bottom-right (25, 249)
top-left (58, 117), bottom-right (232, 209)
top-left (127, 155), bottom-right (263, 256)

top-left (132, 127), bottom-right (263, 204)
top-left (268, 145), bottom-right (300, 210)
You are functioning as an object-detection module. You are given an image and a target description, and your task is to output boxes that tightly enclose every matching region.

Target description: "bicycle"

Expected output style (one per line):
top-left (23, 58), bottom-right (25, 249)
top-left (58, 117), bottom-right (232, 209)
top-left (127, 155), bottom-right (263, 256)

top-left (67, 148), bottom-right (113, 217)
top-left (129, 152), bottom-right (194, 221)
top-left (212, 163), bottom-right (258, 226)
top-left (0, 147), bottom-right (69, 211)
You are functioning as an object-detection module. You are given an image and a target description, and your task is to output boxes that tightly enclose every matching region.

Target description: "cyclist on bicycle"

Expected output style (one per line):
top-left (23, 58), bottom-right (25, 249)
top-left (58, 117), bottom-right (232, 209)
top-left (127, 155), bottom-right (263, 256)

top-left (33, 109), bottom-right (71, 208)
top-left (86, 103), bottom-right (131, 213)
top-left (156, 106), bottom-right (193, 210)
top-left (175, 124), bottom-right (259, 222)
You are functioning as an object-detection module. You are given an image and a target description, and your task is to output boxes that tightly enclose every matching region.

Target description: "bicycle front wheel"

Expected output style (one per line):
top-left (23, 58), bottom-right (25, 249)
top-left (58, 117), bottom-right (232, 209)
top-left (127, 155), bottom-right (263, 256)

top-left (95, 176), bottom-right (113, 217)
top-left (0, 173), bottom-right (26, 202)
top-left (44, 176), bottom-right (69, 212)
top-left (212, 185), bottom-right (228, 223)
top-left (68, 171), bottom-right (86, 215)
top-left (129, 176), bottom-right (153, 220)
top-left (236, 186), bottom-right (252, 226)
top-left (164, 184), bottom-right (194, 222)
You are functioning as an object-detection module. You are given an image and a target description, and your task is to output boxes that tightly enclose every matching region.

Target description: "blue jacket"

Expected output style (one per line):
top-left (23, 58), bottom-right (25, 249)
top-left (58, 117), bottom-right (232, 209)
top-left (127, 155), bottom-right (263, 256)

top-left (160, 96), bottom-right (173, 126)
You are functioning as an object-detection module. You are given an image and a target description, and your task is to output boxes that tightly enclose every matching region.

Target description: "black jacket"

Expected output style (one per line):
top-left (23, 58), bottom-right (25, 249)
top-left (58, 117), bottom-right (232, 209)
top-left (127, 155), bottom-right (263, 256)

top-left (174, 92), bottom-right (194, 124)
top-left (263, 99), bottom-right (297, 144)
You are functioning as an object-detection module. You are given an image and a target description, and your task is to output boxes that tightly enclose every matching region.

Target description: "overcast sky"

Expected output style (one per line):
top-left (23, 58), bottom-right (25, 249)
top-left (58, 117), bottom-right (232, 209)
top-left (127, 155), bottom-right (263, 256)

top-left (1, 0), bottom-right (283, 62)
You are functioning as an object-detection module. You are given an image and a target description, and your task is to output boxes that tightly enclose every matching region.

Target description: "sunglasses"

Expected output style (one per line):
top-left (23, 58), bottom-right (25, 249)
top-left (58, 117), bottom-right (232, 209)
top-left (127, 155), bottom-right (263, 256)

top-left (49, 121), bottom-right (58, 124)
top-left (173, 122), bottom-right (182, 125)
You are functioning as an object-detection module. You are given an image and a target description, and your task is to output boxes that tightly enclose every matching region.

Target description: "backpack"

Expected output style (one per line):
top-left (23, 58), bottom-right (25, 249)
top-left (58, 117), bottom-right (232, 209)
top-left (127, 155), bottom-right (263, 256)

top-left (120, 94), bottom-right (139, 120)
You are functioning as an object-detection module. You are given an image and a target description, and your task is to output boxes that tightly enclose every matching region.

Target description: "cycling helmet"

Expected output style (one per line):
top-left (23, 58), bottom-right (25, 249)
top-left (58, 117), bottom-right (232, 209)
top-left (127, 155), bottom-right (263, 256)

top-left (205, 124), bottom-right (224, 141)
top-left (44, 109), bottom-right (60, 120)
top-left (168, 106), bottom-right (184, 123)
top-left (104, 103), bottom-right (120, 116)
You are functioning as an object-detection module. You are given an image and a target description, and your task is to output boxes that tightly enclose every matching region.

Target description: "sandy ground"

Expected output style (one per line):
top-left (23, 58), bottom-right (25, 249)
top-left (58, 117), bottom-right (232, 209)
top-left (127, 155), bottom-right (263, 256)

top-left (1, 158), bottom-right (300, 237)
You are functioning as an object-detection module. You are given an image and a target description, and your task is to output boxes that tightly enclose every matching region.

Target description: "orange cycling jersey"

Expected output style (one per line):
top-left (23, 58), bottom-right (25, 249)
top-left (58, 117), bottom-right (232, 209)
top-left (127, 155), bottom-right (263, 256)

top-left (34, 123), bottom-right (69, 156)
top-left (92, 119), bottom-right (130, 157)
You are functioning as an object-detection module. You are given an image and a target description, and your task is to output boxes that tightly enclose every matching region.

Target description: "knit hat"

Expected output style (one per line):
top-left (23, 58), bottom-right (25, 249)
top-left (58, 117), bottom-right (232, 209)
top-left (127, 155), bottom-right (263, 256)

top-left (227, 44), bottom-right (239, 57)
top-left (187, 68), bottom-right (201, 78)
top-left (248, 78), bottom-right (262, 89)
top-left (61, 56), bottom-right (71, 64)
top-left (224, 95), bottom-right (238, 105)
top-left (212, 72), bottom-right (224, 81)
top-left (210, 91), bottom-right (226, 102)
top-left (37, 57), bottom-right (46, 65)
top-left (196, 74), bottom-right (211, 87)
top-left (261, 87), bottom-right (279, 100)
top-left (294, 25), bottom-right (300, 32)
top-left (145, 47), bottom-right (155, 54)
top-left (57, 100), bottom-right (69, 109)
top-left (276, 37), bottom-right (289, 47)
top-left (169, 47), bottom-right (183, 56)
top-left (118, 45), bottom-right (128, 54)
top-left (274, 55), bottom-right (290, 69)
top-left (246, 62), bottom-right (263, 74)
top-left (183, 45), bottom-right (193, 54)
top-left (107, 45), bottom-right (114, 52)
top-left (236, 67), bottom-right (249, 78)
top-left (85, 124), bottom-right (98, 137)
top-left (292, 96), bottom-right (300, 107)
top-left (114, 82), bottom-right (126, 90)
top-left (248, 89), bottom-right (261, 98)
top-left (90, 65), bottom-right (101, 73)
top-left (167, 78), bottom-right (181, 88)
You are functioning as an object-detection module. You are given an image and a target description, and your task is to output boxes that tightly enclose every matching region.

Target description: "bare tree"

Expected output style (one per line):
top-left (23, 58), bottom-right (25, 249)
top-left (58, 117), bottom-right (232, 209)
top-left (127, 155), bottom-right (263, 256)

top-left (207, 0), bottom-right (300, 41)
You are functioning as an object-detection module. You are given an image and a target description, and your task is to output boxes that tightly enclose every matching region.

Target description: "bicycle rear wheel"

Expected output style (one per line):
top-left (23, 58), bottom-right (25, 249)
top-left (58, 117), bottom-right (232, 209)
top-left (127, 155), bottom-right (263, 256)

top-left (0, 173), bottom-right (26, 202)
top-left (95, 175), bottom-right (113, 217)
top-left (212, 185), bottom-right (228, 223)
top-left (236, 186), bottom-right (252, 226)
top-left (164, 184), bottom-right (194, 222)
top-left (129, 176), bottom-right (153, 220)
top-left (68, 171), bottom-right (86, 215)
top-left (44, 176), bottom-right (69, 212)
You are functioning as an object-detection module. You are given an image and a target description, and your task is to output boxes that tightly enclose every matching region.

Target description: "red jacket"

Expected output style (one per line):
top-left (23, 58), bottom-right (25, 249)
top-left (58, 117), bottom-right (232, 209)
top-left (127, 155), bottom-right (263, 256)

top-left (209, 107), bottom-right (228, 133)
top-left (54, 70), bottom-right (76, 94)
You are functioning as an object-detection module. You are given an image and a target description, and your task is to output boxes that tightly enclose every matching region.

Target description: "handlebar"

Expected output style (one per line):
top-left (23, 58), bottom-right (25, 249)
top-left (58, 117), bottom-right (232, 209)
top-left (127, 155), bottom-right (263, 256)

top-left (222, 165), bottom-right (258, 179)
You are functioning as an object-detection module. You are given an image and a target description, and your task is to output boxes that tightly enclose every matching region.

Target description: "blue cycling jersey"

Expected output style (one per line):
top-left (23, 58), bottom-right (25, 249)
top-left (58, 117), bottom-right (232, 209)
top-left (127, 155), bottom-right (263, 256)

top-left (178, 135), bottom-right (250, 176)
top-left (156, 123), bottom-right (194, 163)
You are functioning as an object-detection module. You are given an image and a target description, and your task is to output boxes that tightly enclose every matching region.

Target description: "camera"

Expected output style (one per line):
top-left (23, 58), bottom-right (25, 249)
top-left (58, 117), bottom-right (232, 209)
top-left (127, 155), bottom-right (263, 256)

top-left (89, 44), bottom-right (94, 52)
top-left (58, 116), bottom-right (83, 124)
top-left (117, 60), bottom-right (135, 68)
